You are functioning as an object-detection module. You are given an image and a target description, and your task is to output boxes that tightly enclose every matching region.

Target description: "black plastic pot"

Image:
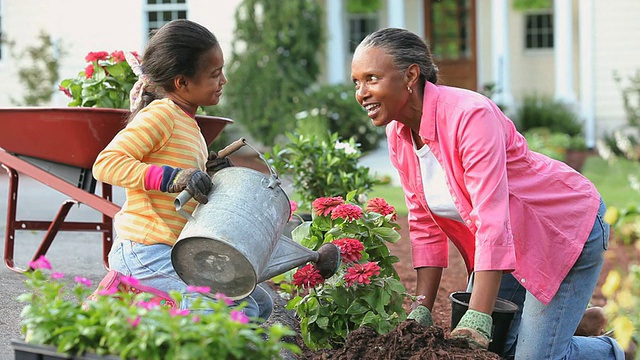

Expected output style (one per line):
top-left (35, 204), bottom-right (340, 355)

top-left (12, 340), bottom-right (120, 360)
top-left (449, 291), bottom-right (519, 354)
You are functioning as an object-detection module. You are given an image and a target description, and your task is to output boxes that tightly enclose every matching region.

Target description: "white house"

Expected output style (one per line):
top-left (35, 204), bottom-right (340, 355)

top-left (1, 0), bottom-right (638, 147)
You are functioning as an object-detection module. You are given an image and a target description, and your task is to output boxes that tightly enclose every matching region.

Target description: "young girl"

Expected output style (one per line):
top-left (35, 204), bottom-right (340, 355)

top-left (350, 27), bottom-right (624, 359)
top-left (92, 19), bottom-right (272, 320)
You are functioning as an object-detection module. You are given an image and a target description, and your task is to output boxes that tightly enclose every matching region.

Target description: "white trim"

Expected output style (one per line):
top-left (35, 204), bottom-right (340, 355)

top-left (554, 0), bottom-right (576, 103)
top-left (579, 0), bottom-right (595, 148)
top-left (327, 0), bottom-right (346, 84)
top-left (387, 0), bottom-right (404, 28)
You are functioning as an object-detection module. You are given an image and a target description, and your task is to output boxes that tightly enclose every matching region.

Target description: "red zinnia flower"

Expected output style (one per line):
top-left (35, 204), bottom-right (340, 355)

top-left (293, 264), bottom-right (325, 288)
top-left (58, 85), bottom-right (72, 98)
top-left (343, 262), bottom-right (381, 286)
top-left (84, 51), bottom-right (109, 62)
top-left (84, 64), bottom-right (94, 79)
top-left (332, 238), bottom-right (364, 263)
top-left (312, 196), bottom-right (344, 217)
top-left (367, 197), bottom-right (397, 221)
top-left (331, 203), bottom-right (363, 222)
top-left (110, 50), bottom-right (125, 63)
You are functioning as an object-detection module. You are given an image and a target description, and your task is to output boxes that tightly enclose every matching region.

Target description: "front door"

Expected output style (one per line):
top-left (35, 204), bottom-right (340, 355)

top-left (424, 0), bottom-right (477, 91)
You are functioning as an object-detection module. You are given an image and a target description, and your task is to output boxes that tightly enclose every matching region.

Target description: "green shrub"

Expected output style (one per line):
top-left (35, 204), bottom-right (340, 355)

top-left (296, 84), bottom-right (386, 152)
top-left (515, 94), bottom-right (583, 136)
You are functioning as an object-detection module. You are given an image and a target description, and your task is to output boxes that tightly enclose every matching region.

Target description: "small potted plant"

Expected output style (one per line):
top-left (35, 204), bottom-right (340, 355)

top-left (264, 132), bottom-right (381, 216)
top-left (13, 256), bottom-right (299, 359)
top-left (277, 192), bottom-right (411, 350)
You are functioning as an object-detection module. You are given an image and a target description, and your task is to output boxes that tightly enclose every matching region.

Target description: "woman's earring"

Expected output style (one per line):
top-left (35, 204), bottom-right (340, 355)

top-left (407, 86), bottom-right (413, 94)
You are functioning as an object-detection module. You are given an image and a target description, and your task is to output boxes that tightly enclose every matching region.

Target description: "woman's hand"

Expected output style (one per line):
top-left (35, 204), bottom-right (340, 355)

top-left (450, 309), bottom-right (493, 349)
top-left (451, 270), bottom-right (503, 349)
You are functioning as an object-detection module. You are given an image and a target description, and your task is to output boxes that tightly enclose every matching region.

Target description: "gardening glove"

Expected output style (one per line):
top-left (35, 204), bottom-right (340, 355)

top-left (206, 151), bottom-right (234, 177)
top-left (407, 305), bottom-right (434, 326)
top-left (161, 166), bottom-right (212, 204)
top-left (450, 309), bottom-right (492, 350)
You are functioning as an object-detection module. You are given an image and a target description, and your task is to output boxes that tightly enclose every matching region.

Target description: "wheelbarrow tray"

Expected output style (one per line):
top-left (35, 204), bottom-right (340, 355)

top-left (0, 107), bottom-right (232, 169)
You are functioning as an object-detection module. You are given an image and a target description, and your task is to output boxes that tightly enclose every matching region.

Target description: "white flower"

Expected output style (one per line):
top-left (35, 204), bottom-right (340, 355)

top-left (295, 111), bottom-right (309, 120)
top-left (335, 141), bottom-right (357, 155)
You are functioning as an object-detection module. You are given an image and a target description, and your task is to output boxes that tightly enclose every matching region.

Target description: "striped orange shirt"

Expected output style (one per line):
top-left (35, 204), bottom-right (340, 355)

top-left (93, 98), bottom-right (208, 245)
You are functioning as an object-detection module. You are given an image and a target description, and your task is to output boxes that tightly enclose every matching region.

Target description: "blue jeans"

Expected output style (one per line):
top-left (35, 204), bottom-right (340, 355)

top-left (109, 238), bottom-right (273, 320)
top-left (468, 199), bottom-right (625, 359)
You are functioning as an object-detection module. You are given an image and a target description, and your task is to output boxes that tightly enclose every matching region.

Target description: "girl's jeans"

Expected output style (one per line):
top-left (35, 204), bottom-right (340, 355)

top-left (109, 238), bottom-right (273, 320)
top-left (468, 198), bottom-right (625, 359)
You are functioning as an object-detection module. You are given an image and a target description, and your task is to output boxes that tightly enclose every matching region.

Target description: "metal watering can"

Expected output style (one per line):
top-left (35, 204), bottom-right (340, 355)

top-left (171, 139), bottom-right (340, 300)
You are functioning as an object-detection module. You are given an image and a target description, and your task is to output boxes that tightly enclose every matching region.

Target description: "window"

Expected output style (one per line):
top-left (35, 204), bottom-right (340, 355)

top-left (525, 12), bottom-right (554, 49)
top-left (429, 0), bottom-right (473, 61)
top-left (348, 13), bottom-right (378, 53)
top-left (145, 0), bottom-right (187, 35)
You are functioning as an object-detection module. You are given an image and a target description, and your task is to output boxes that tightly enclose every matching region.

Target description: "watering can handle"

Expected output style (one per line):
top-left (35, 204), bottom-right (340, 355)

top-left (174, 138), bottom-right (247, 218)
top-left (217, 138), bottom-right (246, 158)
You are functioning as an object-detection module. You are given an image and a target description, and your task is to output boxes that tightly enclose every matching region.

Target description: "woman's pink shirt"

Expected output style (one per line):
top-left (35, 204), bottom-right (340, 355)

top-left (386, 81), bottom-right (601, 304)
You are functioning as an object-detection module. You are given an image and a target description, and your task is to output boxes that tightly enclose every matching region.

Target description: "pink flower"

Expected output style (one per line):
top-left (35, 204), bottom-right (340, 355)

top-left (331, 203), bottom-right (363, 222)
top-left (312, 196), bottom-right (344, 217)
top-left (230, 310), bottom-right (249, 324)
top-left (170, 308), bottom-right (190, 317)
top-left (289, 200), bottom-right (298, 220)
top-left (136, 300), bottom-right (159, 310)
top-left (28, 255), bottom-right (51, 270)
top-left (293, 264), bottom-right (325, 288)
top-left (127, 316), bottom-right (140, 328)
top-left (84, 64), bottom-right (94, 79)
top-left (119, 276), bottom-right (140, 287)
top-left (84, 51), bottom-right (109, 62)
top-left (332, 238), bottom-right (364, 263)
top-left (366, 197), bottom-right (397, 221)
top-left (343, 262), bottom-right (381, 286)
top-left (97, 286), bottom-right (118, 296)
top-left (192, 315), bottom-right (200, 323)
top-left (187, 285), bottom-right (211, 294)
top-left (50, 272), bottom-right (64, 279)
top-left (75, 276), bottom-right (92, 287)
top-left (214, 292), bottom-right (234, 305)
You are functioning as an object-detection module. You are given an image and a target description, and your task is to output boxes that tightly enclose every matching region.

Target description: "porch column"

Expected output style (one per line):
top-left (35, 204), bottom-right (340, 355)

top-left (387, 0), bottom-right (405, 28)
top-left (554, 0), bottom-right (576, 104)
top-left (579, 0), bottom-right (595, 148)
top-left (327, 0), bottom-right (346, 84)
top-left (490, 0), bottom-right (513, 110)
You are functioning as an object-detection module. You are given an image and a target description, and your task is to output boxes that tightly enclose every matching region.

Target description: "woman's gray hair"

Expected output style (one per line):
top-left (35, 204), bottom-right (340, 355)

top-left (358, 28), bottom-right (438, 86)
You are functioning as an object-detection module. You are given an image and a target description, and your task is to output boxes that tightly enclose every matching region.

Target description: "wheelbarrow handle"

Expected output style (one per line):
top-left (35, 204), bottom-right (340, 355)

top-left (217, 138), bottom-right (246, 158)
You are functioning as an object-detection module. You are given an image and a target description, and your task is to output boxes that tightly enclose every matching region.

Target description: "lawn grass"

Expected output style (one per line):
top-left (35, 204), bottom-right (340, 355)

top-left (581, 155), bottom-right (640, 209)
top-left (370, 154), bottom-right (640, 217)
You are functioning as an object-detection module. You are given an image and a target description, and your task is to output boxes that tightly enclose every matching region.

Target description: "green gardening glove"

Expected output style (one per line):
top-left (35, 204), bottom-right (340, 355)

top-left (450, 309), bottom-right (492, 350)
top-left (407, 305), bottom-right (434, 326)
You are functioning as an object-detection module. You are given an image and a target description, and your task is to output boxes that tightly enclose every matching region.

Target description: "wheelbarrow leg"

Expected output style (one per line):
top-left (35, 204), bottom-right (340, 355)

top-left (31, 199), bottom-right (77, 267)
top-left (3, 165), bottom-right (21, 272)
top-left (101, 182), bottom-right (114, 271)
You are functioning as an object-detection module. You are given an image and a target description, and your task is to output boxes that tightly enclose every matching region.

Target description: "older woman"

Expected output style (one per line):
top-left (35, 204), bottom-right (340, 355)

top-left (350, 27), bottom-right (623, 359)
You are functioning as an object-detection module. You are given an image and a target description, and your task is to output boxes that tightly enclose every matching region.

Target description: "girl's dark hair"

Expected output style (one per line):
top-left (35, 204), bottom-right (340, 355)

top-left (358, 27), bottom-right (438, 88)
top-left (128, 19), bottom-right (219, 120)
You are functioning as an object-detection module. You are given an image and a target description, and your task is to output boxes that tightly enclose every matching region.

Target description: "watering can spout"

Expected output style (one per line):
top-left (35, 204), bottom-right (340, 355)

top-left (259, 236), bottom-right (341, 282)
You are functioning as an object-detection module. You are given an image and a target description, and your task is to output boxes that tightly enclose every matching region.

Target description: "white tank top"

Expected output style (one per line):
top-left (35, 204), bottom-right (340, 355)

top-left (414, 142), bottom-right (463, 223)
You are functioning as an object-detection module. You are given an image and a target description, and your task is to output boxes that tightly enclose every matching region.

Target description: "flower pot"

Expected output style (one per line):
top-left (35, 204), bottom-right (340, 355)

top-left (11, 340), bottom-right (120, 360)
top-left (449, 291), bottom-right (518, 354)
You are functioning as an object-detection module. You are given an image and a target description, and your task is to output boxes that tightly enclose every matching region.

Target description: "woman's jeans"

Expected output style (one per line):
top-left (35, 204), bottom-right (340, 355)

top-left (468, 199), bottom-right (625, 359)
top-left (109, 238), bottom-right (273, 320)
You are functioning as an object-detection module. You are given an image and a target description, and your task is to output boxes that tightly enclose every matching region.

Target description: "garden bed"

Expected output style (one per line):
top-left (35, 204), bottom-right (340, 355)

top-left (233, 153), bottom-right (638, 359)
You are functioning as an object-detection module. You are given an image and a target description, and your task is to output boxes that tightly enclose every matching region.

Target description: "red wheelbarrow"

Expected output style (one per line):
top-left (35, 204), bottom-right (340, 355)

top-left (0, 107), bottom-right (231, 272)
